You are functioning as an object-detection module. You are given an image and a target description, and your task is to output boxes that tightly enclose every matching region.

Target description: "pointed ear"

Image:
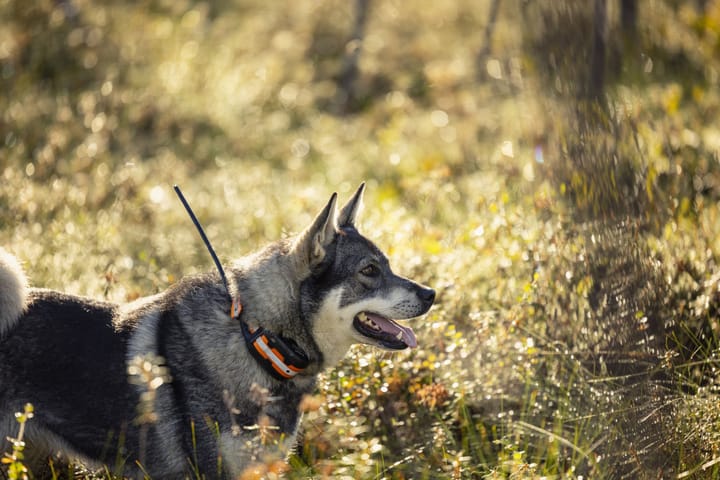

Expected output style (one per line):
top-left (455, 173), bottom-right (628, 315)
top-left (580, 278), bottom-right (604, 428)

top-left (293, 193), bottom-right (338, 268)
top-left (337, 182), bottom-right (365, 228)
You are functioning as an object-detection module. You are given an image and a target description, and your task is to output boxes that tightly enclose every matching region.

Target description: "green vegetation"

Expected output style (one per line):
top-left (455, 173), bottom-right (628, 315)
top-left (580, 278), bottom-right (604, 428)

top-left (2, 0), bottom-right (720, 478)
top-left (2, 404), bottom-right (34, 480)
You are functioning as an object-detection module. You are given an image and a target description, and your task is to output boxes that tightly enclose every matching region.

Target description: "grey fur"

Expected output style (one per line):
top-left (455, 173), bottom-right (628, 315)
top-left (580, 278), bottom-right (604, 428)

top-left (0, 184), bottom-right (434, 479)
top-left (337, 181), bottom-right (365, 227)
top-left (0, 247), bottom-right (27, 337)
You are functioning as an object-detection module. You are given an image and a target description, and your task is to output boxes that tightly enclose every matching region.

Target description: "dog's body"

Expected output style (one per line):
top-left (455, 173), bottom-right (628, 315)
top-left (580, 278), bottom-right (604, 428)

top-left (0, 184), bottom-right (434, 478)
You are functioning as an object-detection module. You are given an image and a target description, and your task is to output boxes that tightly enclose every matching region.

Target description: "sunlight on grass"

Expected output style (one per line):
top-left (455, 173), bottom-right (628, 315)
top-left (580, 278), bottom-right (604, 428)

top-left (2, 0), bottom-right (720, 478)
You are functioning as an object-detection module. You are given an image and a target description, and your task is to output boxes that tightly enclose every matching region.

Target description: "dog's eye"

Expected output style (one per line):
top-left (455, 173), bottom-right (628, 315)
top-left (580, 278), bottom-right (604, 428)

top-left (360, 265), bottom-right (379, 277)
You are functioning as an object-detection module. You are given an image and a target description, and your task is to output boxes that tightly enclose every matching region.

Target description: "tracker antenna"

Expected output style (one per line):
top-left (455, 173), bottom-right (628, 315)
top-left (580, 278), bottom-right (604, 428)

top-left (173, 185), bottom-right (231, 296)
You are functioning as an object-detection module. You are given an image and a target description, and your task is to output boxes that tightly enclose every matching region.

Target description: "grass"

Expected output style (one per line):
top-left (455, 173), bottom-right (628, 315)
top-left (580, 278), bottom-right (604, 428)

top-left (1, 404), bottom-right (34, 480)
top-left (2, 0), bottom-right (720, 478)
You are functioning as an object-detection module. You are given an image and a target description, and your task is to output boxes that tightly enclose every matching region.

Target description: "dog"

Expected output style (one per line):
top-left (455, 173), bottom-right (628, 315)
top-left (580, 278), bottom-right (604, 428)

top-left (0, 183), bottom-right (435, 478)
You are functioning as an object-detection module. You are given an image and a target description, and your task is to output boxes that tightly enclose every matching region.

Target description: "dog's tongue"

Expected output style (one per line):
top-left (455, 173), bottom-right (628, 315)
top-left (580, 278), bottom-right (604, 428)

top-left (366, 313), bottom-right (418, 348)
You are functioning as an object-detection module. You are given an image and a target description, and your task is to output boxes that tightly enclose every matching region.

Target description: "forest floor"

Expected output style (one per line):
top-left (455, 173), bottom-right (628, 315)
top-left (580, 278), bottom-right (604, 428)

top-left (2, 0), bottom-right (720, 478)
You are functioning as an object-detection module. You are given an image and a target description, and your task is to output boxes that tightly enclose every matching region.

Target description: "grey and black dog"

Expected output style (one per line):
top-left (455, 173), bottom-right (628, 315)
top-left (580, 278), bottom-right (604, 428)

top-left (0, 183), bottom-right (434, 478)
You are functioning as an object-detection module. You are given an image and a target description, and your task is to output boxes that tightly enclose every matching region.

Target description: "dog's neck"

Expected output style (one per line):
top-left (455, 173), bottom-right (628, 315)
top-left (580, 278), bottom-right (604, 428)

top-left (233, 304), bottom-right (309, 381)
top-left (235, 305), bottom-right (327, 382)
top-left (228, 259), bottom-right (325, 381)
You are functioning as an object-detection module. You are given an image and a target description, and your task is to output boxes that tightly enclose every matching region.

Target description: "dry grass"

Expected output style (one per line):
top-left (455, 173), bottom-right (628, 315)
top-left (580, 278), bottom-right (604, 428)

top-left (2, 0), bottom-right (720, 478)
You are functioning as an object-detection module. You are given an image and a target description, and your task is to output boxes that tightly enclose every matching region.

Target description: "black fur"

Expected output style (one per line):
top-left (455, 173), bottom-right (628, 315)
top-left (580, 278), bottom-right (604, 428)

top-left (0, 185), bottom-right (434, 478)
top-left (0, 290), bottom-right (136, 464)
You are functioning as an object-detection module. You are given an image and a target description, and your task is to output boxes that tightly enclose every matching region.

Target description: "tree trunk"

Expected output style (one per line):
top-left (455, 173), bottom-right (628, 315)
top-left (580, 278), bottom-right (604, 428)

top-left (335, 0), bottom-right (371, 113)
top-left (588, 0), bottom-right (607, 100)
top-left (476, 0), bottom-right (502, 77)
top-left (621, 0), bottom-right (638, 43)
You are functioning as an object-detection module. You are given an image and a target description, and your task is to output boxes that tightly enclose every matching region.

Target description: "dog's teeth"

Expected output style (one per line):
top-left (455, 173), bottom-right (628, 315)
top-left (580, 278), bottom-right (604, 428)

top-left (357, 312), bottom-right (383, 331)
top-left (396, 331), bottom-right (403, 341)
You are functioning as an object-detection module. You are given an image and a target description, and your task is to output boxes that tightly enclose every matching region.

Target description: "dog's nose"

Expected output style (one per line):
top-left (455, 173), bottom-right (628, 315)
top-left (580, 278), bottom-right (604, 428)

top-left (419, 287), bottom-right (436, 305)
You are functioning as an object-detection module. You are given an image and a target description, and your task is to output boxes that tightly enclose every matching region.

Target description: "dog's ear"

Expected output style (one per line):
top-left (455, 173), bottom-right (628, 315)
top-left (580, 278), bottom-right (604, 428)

top-left (293, 192), bottom-right (338, 268)
top-left (337, 182), bottom-right (365, 228)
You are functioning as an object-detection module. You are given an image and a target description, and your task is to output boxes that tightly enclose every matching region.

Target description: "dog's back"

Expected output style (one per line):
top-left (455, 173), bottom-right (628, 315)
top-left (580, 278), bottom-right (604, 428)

top-left (0, 249), bottom-right (153, 474)
top-left (0, 256), bottom-right (268, 478)
top-left (0, 250), bottom-right (242, 477)
top-left (0, 284), bottom-right (140, 473)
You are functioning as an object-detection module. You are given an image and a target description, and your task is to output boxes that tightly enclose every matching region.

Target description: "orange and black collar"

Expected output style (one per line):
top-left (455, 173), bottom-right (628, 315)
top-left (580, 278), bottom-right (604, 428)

top-left (231, 299), bottom-right (310, 381)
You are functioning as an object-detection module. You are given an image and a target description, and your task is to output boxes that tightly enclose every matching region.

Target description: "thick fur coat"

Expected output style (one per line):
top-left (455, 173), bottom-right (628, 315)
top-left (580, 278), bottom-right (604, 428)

top-left (0, 185), bottom-right (434, 478)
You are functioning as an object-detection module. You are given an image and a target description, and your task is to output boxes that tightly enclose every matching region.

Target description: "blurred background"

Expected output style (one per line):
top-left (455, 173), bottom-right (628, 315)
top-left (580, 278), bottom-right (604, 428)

top-left (2, 0), bottom-right (720, 478)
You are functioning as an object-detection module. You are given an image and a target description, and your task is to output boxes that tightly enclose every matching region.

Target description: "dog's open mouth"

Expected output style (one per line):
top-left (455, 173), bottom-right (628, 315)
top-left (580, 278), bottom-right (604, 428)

top-left (353, 312), bottom-right (417, 350)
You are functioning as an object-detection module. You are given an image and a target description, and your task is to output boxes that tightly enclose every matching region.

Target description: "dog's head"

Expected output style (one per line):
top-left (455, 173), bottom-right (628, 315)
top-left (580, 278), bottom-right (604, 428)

top-left (293, 184), bottom-right (435, 366)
